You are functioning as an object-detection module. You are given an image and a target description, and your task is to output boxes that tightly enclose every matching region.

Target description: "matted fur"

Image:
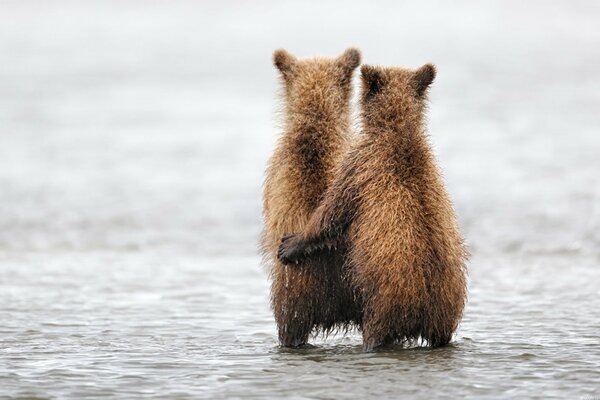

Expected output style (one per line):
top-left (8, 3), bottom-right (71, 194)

top-left (278, 64), bottom-right (468, 351)
top-left (261, 48), bottom-right (362, 347)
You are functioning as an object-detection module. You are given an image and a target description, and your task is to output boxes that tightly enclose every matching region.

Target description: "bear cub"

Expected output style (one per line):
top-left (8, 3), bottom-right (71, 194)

top-left (279, 63), bottom-right (468, 351)
top-left (262, 48), bottom-right (362, 347)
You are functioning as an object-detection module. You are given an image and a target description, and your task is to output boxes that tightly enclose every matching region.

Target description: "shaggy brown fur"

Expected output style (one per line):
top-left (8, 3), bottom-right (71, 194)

top-left (261, 48), bottom-right (362, 347)
top-left (278, 63), bottom-right (468, 351)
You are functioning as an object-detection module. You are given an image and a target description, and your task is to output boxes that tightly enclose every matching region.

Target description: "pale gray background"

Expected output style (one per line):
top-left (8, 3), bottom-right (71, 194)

top-left (1, 1), bottom-right (599, 399)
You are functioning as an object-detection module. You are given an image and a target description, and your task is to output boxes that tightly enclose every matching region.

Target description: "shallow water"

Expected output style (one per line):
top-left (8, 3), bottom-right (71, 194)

top-left (1, 1), bottom-right (600, 399)
top-left (2, 252), bottom-right (600, 398)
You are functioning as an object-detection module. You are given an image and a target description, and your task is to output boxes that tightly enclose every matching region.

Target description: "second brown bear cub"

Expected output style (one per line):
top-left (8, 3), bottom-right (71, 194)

top-left (262, 49), bottom-right (362, 347)
top-left (279, 64), bottom-right (468, 351)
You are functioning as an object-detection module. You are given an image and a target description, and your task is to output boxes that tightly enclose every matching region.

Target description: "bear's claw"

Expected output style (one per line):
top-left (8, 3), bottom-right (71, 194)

top-left (278, 233), bottom-right (306, 265)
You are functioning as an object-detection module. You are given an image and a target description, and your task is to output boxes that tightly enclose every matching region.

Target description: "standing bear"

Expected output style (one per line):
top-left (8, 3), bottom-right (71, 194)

top-left (261, 48), bottom-right (362, 347)
top-left (278, 63), bottom-right (468, 351)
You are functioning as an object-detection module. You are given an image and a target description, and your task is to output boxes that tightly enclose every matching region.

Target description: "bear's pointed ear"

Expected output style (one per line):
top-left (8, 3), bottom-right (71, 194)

top-left (361, 65), bottom-right (384, 99)
top-left (273, 49), bottom-right (297, 79)
top-left (413, 63), bottom-right (436, 97)
top-left (336, 48), bottom-right (361, 80)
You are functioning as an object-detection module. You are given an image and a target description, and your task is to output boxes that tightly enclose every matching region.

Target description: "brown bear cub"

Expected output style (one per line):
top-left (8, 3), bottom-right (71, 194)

top-left (278, 63), bottom-right (468, 351)
top-left (261, 48), bottom-right (362, 347)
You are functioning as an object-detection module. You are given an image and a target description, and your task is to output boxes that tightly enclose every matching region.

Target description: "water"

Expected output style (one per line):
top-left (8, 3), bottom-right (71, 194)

top-left (1, 1), bottom-right (600, 398)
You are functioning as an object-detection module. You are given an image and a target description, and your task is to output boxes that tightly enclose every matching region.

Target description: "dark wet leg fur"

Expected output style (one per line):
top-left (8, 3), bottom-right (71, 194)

top-left (273, 248), bottom-right (362, 347)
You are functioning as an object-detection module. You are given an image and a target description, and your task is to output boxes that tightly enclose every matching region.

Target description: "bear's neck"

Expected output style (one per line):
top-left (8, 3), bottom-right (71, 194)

top-left (286, 107), bottom-right (351, 140)
top-left (363, 113), bottom-right (433, 172)
top-left (366, 111), bottom-right (425, 144)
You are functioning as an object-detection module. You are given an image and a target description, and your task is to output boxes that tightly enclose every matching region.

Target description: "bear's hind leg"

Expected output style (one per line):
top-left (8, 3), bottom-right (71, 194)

top-left (278, 319), bottom-right (311, 348)
top-left (361, 330), bottom-right (396, 352)
top-left (422, 321), bottom-right (454, 348)
top-left (361, 313), bottom-right (394, 352)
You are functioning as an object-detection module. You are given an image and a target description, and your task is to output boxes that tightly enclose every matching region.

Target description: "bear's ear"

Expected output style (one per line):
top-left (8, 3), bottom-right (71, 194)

top-left (361, 65), bottom-right (384, 99)
top-left (336, 48), bottom-right (361, 81)
top-left (273, 49), bottom-right (297, 79)
top-left (412, 63), bottom-right (436, 97)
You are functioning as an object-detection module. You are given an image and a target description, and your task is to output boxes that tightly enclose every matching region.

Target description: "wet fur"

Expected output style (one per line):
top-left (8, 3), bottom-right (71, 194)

top-left (279, 64), bottom-right (468, 351)
top-left (261, 48), bottom-right (362, 347)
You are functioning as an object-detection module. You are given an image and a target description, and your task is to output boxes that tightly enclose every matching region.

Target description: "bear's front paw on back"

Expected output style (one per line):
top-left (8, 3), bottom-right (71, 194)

top-left (277, 234), bottom-right (308, 265)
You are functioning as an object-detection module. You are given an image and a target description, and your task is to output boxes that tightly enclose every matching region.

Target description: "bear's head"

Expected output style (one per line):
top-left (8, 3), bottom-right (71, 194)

top-left (273, 48), bottom-right (361, 119)
top-left (360, 63), bottom-right (436, 126)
